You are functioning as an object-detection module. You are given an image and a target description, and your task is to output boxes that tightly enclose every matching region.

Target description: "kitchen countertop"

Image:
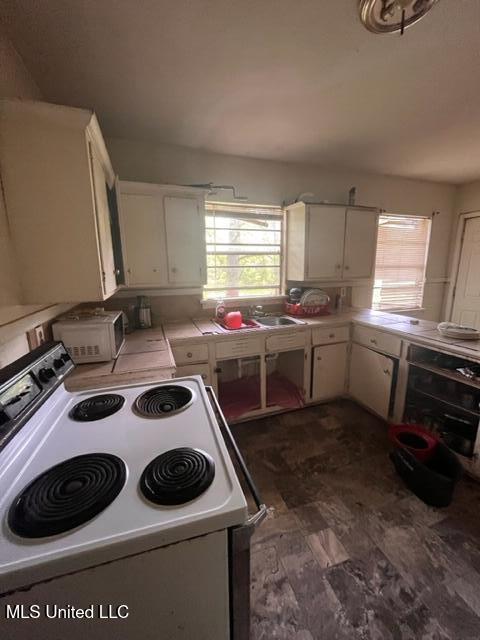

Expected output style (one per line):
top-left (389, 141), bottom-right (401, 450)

top-left (64, 328), bottom-right (176, 391)
top-left (66, 309), bottom-right (480, 392)
top-left (165, 310), bottom-right (480, 361)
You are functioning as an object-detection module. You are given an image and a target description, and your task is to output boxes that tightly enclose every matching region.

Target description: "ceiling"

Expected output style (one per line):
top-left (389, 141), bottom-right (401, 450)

top-left (1, 0), bottom-right (480, 184)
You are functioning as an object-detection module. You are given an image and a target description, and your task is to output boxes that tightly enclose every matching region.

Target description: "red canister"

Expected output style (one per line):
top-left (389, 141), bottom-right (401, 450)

top-left (225, 311), bottom-right (242, 329)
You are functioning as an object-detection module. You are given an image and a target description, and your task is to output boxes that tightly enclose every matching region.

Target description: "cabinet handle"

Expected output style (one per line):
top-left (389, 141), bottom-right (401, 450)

top-left (345, 265), bottom-right (350, 271)
top-left (201, 374), bottom-right (207, 380)
top-left (187, 352), bottom-right (193, 358)
top-left (335, 264), bottom-right (341, 270)
top-left (383, 368), bottom-right (391, 376)
top-left (329, 333), bottom-right (335, 338)
top-left (370, 338), bottom-right (377, 345)
top-left (317, 356), bottom-right (322, 361)
top-left (153, 268), bottom-right (158, 272)
top-left (214, 367), bottom-right (222, 374)
top-left (127, 268), bottom-right (131, 274)
top-left (171, 267), bottom-right (178, 273)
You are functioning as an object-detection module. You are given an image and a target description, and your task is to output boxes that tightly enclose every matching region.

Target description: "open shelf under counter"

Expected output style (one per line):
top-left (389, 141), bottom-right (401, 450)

top-left (409, 384), bottom-right (480, 419)
top-left (407, 343), bottom-right (480, 390)
top-left (405, 343), bottom-right (480, 460)
top-left (407, 360), bottom-right (480, 392)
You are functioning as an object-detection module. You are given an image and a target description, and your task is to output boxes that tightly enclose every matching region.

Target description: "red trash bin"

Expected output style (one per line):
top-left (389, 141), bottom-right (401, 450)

top-left (389, 424), bottom-right (438, 463)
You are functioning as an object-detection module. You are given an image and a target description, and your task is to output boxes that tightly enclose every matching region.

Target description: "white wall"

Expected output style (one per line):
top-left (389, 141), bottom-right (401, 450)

top-left (0, 27), bottom-right (41, 306)
top-left (0, 28), bottom-right (74, 366)
top-left (107, 137), bottom-right (457, 320)
top-left (455, 180), bottom-right (480, 214)
top-left (442, 179), bottom-right (480, 320)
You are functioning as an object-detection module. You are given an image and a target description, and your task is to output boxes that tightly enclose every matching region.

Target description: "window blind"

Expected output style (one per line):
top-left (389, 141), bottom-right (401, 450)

top-left (204, 201), bottom-right (283, 299)
top-left (372, 214), bottom-right (431, 311)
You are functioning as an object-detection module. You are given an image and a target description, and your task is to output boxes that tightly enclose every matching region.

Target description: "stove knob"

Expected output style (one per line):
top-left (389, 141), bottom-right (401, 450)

top-left (53, 358), bottom-right (64, 370)
top-left (61, 353), bottom-right (71, 363)
top-left (38, 367), bottom-right (56, 383)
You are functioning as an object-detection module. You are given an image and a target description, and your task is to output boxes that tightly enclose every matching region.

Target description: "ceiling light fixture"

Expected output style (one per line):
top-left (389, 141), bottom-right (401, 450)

top-left (359, 0), bottom-right (439, 35)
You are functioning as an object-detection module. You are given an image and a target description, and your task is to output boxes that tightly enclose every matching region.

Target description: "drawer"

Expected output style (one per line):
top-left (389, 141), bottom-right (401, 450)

top-left (353, 325), bottom-right (402, 357)
top-left (175, 363), bottom-right (211, 384)
top-left (215, 335), bottom-right (264, 360)
top-left (172, 343), bottom-right (209, 364)
top-left (265, 331), bottom-right (306, 353)
top-left (312, 325), bottom-right (350, 346)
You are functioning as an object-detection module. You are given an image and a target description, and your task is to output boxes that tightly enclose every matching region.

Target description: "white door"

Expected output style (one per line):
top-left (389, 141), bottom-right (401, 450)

top-left (311, 343), bottom-right (348, 401)
top-left (119, 193), bottom-right (167, 286)
top-left (89, 145), bottom-right (116, 297)
top-left (343, 210), bottom-right (379, 279)
top-left (349, 343), bottom-right (393, 420)
top-left (164, 196), bottom-right (206, 285)
top-left (306, 206), bottom-right (345, 280)
top-left (452, 216), bottom-right (480, 328)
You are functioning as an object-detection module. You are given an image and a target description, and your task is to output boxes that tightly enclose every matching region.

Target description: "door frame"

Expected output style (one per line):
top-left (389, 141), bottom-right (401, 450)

top-left (444, 211), bottom-right (480, 322)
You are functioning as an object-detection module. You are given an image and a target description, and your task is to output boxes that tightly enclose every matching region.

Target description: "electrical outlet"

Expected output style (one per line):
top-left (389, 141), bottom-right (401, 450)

top-left (27, 324), bottom-right (46, 351)
top-left (35, 325), bottom-right (46, 345)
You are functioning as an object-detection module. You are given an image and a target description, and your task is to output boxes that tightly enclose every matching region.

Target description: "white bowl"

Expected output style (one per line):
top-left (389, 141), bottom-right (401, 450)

top-left (437, 322), bottom-right (480, 340)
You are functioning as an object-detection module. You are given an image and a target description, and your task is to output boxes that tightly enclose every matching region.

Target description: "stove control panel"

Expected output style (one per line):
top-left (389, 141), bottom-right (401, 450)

top-left (0, 341), bottom-right (74, 452)
top-left (31, 344), bottom-right (72, 389)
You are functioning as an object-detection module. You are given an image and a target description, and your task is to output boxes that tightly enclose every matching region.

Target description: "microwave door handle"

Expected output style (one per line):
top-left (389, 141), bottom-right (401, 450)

top-left (205, 386), bottom-right (267, 530)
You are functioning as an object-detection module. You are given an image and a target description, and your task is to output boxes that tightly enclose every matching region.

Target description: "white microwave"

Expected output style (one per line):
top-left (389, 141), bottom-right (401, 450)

top-left (52, 310), bottom-right (125, 363)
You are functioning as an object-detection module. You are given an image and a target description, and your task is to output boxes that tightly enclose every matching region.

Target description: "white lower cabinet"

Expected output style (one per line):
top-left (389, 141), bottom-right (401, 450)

top-left (311, 343), bottom-right (348, 401)
top-left (175, 363), bottom-right (211, 385)
top-left (349, 343), bottom-right (394, 420)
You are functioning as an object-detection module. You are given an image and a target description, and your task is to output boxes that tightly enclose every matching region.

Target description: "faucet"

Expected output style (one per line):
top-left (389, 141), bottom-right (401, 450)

top-left (249, 305), bottom-right (266, 318)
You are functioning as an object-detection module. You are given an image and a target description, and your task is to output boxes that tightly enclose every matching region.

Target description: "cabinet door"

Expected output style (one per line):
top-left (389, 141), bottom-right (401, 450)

top-left (164, 195), bottom-right (206, 285)
top-left (349, 343), bottom-right (393, 419)
top-left (306, 206), bottom-right (345, 280)
top-left (90, 145), bottom-right (117, 297)
top-left (343, 210), bottom-right (378, 279)
top-left (175, 363), bottom-right (211, 385)
top-left (311, 343), bottom-right (347, 401)
top-left (119, 193), bottom-right (167, 286)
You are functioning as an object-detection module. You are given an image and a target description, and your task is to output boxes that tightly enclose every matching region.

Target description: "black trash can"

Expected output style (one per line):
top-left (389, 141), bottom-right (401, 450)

top-left (390, 441), bottom-right (462, 508)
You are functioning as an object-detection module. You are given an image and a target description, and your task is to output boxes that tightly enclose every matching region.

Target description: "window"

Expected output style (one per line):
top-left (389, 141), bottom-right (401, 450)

top-left (373, 214), bottom-right (431, 311)
top-left (204, 201), bottom-right (283, 299)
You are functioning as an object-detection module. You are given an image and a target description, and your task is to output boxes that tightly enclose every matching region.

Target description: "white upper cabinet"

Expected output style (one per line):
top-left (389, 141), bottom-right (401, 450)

top-left (119, 182), bottom-right (207, 288)
top-left (306, 206), bottom-right (346, 280)
top-left (119, 192), bottom-right (166, 287)
top-left (343, 209), bottom-right (379, 279)
top-left (0, 99), bottom-right (119, 303)
top-left (164, 195), bottom-right (205, 285)
top-left (286, 202), bottom-right (378, 282)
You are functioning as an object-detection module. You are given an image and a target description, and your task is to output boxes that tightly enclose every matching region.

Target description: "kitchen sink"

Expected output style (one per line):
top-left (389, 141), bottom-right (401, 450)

top-left (213, 318), bottom-right (262, 331)
top-left (254, 315), bottom-right (305, 327)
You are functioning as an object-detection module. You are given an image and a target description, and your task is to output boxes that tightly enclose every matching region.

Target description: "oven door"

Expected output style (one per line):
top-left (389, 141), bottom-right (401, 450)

top-left (205, 387), bottom-right (267, 640)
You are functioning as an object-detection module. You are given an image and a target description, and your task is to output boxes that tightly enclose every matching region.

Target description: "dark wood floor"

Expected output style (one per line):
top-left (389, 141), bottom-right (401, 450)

top-left (232, 400), bottom-right (480, 640)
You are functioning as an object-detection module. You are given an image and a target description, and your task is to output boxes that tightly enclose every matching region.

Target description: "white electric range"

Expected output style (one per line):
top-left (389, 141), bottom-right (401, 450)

top-left (0, 341), bottom-right (265, 640)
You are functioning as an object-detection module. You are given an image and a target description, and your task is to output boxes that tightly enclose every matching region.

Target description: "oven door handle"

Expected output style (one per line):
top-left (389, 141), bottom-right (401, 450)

top-left (205, 386), bottom-right (267, 530)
